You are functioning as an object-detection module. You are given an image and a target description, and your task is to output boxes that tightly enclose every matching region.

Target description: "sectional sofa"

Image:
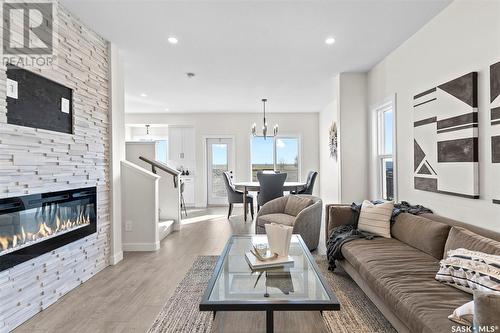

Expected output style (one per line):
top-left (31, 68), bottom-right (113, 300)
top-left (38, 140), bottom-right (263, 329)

top-left (325, 204), bottom-right (500, 333)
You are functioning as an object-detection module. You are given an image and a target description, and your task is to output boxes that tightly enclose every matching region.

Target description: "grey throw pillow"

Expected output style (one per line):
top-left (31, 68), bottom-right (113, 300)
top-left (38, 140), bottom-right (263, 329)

top-left (284, 196), bottom-right (313, 216)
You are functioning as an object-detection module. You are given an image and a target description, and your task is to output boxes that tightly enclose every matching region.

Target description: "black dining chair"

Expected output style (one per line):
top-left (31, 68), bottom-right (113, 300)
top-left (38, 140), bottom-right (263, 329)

top-left (222, 171), bottom-right (254, 220)
top-left (292, 171), bottom-right (318, 195)
top-left (256, 172), bottom-right (287, 211)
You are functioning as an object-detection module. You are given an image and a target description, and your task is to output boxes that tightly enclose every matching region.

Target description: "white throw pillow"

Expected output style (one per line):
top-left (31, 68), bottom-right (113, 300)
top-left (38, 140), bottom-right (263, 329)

top-left (435, 248), bottom-right (500, 294)
top-left (448, 300), bottom-right (474, 326)
top-left (357, 200), bottom-right (394, 238)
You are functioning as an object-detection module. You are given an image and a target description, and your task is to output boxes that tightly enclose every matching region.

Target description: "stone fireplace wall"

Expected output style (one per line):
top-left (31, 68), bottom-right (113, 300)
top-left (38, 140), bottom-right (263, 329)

top-left (0, 4), bottom-right (110, 331)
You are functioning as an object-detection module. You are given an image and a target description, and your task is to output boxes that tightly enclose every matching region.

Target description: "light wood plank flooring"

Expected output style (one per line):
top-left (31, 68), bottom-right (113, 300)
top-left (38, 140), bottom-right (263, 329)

top-left (14, 206), bottom-right (326, 333)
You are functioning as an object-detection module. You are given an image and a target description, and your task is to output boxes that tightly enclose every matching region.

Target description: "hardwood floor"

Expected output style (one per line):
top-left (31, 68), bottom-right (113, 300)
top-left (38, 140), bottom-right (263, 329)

top-left (14, 206), bottom-right (326, 333)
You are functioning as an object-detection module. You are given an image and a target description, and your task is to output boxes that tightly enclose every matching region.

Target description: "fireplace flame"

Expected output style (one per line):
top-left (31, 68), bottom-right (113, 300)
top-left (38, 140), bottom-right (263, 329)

top-left (0, 214), bottom-right (91, 253)
top-left (0, 237), bottom-right (8, 251)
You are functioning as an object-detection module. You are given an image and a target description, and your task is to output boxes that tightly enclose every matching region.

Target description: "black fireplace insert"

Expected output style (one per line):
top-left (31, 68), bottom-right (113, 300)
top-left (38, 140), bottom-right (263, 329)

top-left (0, 187), bottom-right (97, 271)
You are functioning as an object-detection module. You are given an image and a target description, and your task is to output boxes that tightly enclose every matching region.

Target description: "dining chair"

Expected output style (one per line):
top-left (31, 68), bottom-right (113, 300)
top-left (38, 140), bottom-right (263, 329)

top-left (256, 172), bottom-right (287, 211)
top-left (292, 171), bottom-right (318, 195)
top-left (222, 171), bottom-right (254, 220)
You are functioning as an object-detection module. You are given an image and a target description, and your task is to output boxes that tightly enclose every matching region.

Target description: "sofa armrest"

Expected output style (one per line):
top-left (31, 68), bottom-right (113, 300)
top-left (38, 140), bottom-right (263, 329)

top-left (324, 204), bottom-right (355, 244)
top-left (256, 196), bottom-right (288, 218)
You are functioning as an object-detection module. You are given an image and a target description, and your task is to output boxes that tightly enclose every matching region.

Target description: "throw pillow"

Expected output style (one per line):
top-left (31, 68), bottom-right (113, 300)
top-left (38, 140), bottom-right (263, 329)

top-left (284, 195), bottom-right (313, 217)
top-left (435, 248), bottom-right (500, 294)
top-left (448, 300), bottom-right (474, 326)
top-left (474, 290), bottom-right (500, 329)
top-left (357, 200), bottom-right (394, 238)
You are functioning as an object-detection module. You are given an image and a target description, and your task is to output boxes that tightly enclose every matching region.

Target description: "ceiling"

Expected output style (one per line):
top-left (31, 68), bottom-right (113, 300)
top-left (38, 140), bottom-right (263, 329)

top-left (61, 0), bottom-right (451, 113)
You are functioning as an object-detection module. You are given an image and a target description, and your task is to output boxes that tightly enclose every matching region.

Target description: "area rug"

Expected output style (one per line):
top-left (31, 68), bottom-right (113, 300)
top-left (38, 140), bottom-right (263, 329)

top-left (148, 256), bottom-right (396, 333)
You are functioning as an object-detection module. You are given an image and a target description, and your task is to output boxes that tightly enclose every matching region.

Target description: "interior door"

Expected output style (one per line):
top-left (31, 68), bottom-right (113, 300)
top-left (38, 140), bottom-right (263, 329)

top-left (207, 138), bottom-right (234, 205)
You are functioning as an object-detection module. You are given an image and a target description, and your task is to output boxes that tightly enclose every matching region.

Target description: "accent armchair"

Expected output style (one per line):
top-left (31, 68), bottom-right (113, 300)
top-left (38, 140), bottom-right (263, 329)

top-left (255, 195), bottom-right (322, 251)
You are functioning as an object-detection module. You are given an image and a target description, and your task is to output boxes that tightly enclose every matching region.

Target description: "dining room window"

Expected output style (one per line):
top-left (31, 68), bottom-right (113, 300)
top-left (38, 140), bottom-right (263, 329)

top-left (250, 136), bottom-right (300, 181)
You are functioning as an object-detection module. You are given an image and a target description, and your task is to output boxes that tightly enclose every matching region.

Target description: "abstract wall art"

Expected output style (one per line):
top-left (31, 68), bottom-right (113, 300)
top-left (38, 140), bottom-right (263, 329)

top-left (329, 121), bottom-right (338, 159)
top-left (490, 61), bottom-right (500, 204)
top-left (413, 72), bottom-right (479, 199)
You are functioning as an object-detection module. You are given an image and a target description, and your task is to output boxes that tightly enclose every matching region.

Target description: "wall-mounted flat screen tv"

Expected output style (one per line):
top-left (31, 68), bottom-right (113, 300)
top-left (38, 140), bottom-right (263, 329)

top-left (6, 64), bottom-right (73, 134)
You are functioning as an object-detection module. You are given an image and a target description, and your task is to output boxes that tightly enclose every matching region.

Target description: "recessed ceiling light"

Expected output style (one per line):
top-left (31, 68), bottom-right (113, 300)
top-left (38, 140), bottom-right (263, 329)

top-left (325, 37), bottom-right (336, 45)
top-left (140, 93), bottom-right (147, 97)
top-left (167, 36), bottom-right (178, 44)
top-left (164, 108), bottom-right (169, 112)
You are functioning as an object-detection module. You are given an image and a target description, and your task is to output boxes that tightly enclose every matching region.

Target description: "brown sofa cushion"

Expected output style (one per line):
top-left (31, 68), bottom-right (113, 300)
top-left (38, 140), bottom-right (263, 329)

top-left (391, 213), bottom-right (451, 259)
top-left (326, 205), bottom-right (353, 236)
top-left (257, 213), bottom-right (295, 227)
top-left (284, 195), bottom-right (313, 217)
top-left (341, 238), bottom-right (472, 333)
top-left (444, 227), bottom-right (500, 256)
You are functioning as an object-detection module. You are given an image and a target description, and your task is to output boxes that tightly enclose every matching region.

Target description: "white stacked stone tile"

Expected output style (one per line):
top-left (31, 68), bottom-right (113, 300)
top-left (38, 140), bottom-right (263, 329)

top-left (0, 4), bottom-right (111, 331)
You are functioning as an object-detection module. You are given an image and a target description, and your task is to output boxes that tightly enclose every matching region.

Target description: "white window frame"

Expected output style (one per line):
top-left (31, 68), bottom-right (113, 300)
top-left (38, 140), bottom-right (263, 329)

top-left (249, 135), bottom-right (301, 181)
top-left (373, 96), bottom-right (397, 201)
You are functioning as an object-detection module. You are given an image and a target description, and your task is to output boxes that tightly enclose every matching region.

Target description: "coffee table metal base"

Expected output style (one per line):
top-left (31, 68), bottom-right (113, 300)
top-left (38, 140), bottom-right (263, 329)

top-left (211, 311), bottom-right (328, 333)
top-left (266, 310), bottom-right (273, 333)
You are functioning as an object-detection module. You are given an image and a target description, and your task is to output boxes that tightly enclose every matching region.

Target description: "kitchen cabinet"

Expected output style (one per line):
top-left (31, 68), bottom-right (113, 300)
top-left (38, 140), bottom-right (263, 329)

top-left (168, 127), bottom-right (195, 161)
top-left (168, 127), bottom-right (195, 173)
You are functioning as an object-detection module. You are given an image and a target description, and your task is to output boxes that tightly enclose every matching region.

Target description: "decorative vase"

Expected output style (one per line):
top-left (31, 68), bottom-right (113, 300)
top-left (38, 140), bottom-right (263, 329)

top-left (265, 223), bottom-right (293, 257)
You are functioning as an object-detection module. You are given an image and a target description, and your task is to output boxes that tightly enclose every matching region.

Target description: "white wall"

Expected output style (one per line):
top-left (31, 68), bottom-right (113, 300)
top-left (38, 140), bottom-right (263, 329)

top-left (319, 99), bottom-right (340, 204)
top-left (125, 112), bottom-right (319, 207)
top-left (338, 73), bottom-right (369, 203)
top-left (126, 126), bottom-right (169, 141)
top-left (367, 0), bottom-right (500, 231)
top-left (121, 160), bottom-right (160, 251)
top-left (109, 43), bottom-right (125, 265)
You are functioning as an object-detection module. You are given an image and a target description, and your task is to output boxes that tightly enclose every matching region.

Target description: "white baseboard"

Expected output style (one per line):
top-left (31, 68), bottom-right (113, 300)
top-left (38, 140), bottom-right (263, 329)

top-left (110, 251), bottom-right (123, 265)
top-left (122, 242), bottom-right (160, 252)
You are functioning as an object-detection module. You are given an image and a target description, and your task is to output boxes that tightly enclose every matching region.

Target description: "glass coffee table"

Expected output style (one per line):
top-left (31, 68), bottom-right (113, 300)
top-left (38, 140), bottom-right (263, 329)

top-left (199, 235), bottom-right (340, 333)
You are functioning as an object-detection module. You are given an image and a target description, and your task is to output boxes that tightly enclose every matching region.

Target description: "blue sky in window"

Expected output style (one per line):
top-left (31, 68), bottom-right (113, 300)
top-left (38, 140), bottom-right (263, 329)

top-left (212, 144), bottom-right (228, 165)
top-left (250, 137), bottom-right (298, 164)
top-left (211, 137), bottom-right (299, 166)
top-left (156, 140), bottom-right (168, 162)
top-left (384, 111), bottom-right (393, 154)
top-left (252, 137), bottom-right (274, 164)
top-left (276, 138), bottom-right (298, 164)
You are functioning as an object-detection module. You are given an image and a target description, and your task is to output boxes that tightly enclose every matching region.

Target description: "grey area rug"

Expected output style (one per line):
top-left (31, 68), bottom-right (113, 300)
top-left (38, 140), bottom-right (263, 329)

top-left (148, 256), bottom-right (396, 333)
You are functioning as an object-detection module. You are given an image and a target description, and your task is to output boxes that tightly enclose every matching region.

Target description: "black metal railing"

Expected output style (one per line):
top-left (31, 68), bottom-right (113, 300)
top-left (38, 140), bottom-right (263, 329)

top-left (139, 156), bottom-right (181, 188)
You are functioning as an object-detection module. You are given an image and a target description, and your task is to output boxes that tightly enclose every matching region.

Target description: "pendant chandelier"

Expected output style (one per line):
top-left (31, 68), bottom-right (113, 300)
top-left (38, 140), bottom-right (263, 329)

top-left (251, 98), bottom-right (278, 139)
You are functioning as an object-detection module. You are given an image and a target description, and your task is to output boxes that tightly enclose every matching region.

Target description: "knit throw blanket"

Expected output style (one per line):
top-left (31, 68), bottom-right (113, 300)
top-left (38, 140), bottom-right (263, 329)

top-left (326, 201), bottom-right (432, 271)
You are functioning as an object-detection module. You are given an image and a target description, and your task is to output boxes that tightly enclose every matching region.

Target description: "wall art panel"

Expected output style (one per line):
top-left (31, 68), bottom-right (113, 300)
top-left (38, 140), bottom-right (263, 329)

top-left (413, 72), bottom-right (479, 199)
top-left (490, 61), bottom-right (500, 204)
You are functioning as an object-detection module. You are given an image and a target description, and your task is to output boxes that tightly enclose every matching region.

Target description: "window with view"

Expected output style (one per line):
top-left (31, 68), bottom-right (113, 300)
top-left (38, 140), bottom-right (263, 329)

top-left (156, 140), bottom-right (168, 163)
top-left (376, 101), bottom-right (395, 201)
top-left (251, 136), bottom-right (300, 181)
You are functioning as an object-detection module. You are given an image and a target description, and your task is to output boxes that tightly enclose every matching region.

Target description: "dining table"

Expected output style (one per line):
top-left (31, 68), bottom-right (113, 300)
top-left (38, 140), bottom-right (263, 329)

top-left (233, 181), bottom-right (307, 221)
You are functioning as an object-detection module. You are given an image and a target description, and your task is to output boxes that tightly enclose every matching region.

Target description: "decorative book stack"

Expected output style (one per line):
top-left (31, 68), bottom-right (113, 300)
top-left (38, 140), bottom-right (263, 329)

top-left (245, 223), bottom-right (294, 270)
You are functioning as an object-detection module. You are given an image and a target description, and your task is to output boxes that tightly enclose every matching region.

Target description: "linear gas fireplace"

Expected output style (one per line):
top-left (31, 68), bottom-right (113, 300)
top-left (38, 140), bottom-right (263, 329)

top-left (0, 187), bottom-right (97, 271)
